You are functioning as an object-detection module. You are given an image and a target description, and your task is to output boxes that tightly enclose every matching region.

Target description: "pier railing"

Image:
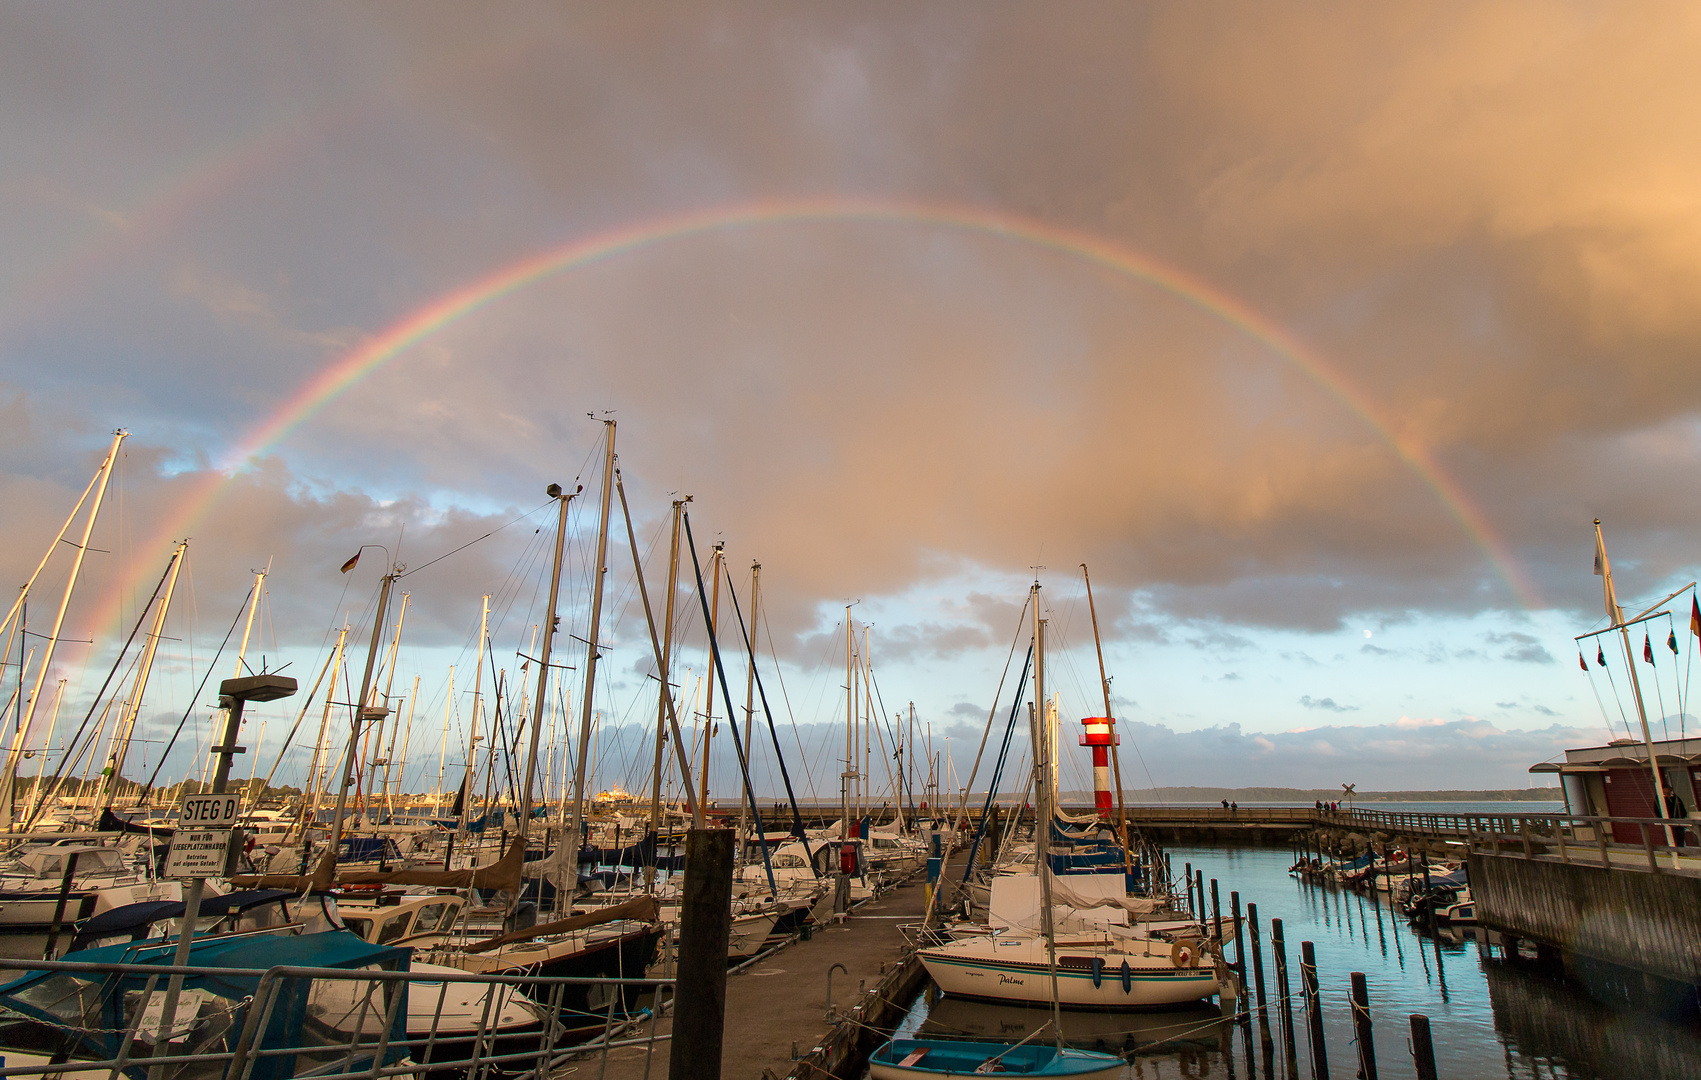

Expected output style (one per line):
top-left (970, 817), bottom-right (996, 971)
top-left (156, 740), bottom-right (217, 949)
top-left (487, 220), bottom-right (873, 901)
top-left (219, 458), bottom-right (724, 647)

top-left (1314, 807), bottom-right (1701, 876)
top-left (1107, 804), bottom-right (1701, 876)
top-left (0, 955), bottom-right (674, 1079)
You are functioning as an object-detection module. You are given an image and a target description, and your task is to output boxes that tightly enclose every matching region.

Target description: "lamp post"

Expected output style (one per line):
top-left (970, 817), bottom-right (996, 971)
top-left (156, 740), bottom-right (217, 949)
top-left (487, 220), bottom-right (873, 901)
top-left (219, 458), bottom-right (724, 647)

top-left (150, 673), bottom-right (295, 1072)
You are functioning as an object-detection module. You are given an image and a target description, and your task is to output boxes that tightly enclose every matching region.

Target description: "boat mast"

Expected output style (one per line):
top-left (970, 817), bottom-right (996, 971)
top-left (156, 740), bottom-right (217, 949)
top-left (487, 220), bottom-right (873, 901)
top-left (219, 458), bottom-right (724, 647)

top-left (102, 540), bottom-right (187, 812)
top-left (455, 596), bottom-right (488, 854)
top-left (862, 626), bottom-right (873, 822)
top-left (695, 541), bottom-right (724, 823)
top-left (736, 560), bottom-right (760, 861)
top-left (294, 625), bottom-right (346, 849)
top-left (0, 457), bottom-right (106, 685)
top-left (325, 559), bottom-right (398, 853)
top-left (1028, 579), bottom-right (1062, 1042)
top-left (387, 674), bottom-right (417, 821)
top-left (23, 679), bottom-right (65, 819)
top-left (843, 605), bottom-right (855, 847)
top-left (648, 498), bottom-right (684, 882)
top-left (362, 591), bottom-right (408, 825)
top-left (523, 479), bottom-right (578, 851)
top-left (1081, 564), bottom-right (1133, 874)
top-left (1594, 521), bottom-right (1674, 843)
top-left (3, 429), bottom-right (125, 821)
top-left (564, 419), bottom-right (617, 855)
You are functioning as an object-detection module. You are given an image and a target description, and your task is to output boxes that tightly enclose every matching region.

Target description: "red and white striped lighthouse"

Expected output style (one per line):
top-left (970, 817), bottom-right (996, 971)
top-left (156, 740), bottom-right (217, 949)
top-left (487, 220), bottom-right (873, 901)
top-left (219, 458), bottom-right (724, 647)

top-left (1077, 716), bottom-right (1118, 815)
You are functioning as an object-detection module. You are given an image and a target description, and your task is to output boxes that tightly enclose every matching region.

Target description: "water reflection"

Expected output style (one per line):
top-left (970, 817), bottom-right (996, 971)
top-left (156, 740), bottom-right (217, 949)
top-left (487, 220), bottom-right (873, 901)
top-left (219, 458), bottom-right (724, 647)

top-left (892, 843), bottom-right (1697, 1080)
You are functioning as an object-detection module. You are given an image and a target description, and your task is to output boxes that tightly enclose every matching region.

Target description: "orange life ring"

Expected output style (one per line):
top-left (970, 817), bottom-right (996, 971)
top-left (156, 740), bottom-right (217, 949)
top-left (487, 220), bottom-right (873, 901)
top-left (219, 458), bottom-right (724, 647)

top-left (1170, 939), bottom-right (1200, 968)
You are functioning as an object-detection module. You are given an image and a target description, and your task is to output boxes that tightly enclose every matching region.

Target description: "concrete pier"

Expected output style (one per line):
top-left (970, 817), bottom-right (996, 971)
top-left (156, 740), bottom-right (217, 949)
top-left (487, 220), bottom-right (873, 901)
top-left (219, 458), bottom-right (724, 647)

top-left (1470, 850), bottom-right (1701, 985)
top-left (597, 878), bottom-right (929, 1080)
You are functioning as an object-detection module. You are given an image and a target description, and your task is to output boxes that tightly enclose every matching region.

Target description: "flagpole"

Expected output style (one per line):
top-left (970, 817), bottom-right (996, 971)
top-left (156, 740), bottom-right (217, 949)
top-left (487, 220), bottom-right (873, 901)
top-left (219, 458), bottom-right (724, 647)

top-left (1595, 520), bottom-right (1676, 850)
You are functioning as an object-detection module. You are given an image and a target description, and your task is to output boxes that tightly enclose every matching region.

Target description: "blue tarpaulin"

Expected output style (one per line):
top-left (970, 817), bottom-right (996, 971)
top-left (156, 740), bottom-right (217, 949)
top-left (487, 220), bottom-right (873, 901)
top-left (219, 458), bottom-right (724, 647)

top-left (0, 930), bottom-right (410, 1080)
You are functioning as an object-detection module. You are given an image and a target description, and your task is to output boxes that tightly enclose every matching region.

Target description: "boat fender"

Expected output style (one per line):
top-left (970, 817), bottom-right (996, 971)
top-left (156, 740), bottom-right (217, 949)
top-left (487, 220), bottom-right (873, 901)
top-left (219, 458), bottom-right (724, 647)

top-left (1120, 960), bottom-right (1132, 993)
top-left (1171, 939), bottom-right (1198, 969)
top-left (1091, 956), bottom-right (1103, 989)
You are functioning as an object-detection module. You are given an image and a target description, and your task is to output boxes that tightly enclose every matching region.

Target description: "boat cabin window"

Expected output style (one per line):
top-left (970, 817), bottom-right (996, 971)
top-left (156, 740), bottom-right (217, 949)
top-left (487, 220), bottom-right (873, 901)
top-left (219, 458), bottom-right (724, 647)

top-left (341, 916), bottom-right (374, 941)
top-left (412, 902), bottom-right (453, 934)
top-left (30, 849), bottom-right (123, 878)
top-left (772, 853), bottom-right (806, 869)
top-left (374, 912), bottom-right (412, 945)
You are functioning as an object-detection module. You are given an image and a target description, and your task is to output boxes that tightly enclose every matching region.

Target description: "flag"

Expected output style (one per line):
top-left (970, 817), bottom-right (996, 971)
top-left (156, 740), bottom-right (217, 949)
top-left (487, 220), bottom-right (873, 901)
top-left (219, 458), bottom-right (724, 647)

top-left (1670, 629), bottom-right (1679, 655)
top-left (1579, 652), bottom-right (1588, 672)
top-left (1594, 530), bottom-right (1607, 576)
top-left (1692, 595), bottom-right (1700, 638)
top-left (1644, 633), bottom-right (1655, 665)
top-left (339, 551), bottom-right (360, 574)
top-left (450, 769), bottom-right (470, 816)
top-left (1597, 644), bottom-right (1606, 667)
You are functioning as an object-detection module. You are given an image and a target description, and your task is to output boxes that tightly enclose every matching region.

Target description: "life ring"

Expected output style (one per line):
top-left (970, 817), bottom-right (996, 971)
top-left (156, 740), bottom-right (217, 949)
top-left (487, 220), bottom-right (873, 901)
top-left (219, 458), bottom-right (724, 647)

top-left (1170, 938), bottom-right (1200, 969)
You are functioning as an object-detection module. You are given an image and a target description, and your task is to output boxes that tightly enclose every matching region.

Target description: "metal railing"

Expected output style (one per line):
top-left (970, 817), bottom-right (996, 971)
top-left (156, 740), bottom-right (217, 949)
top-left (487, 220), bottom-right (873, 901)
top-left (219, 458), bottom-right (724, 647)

top-left (1104, 804), bottom-right (1701, 877)
top-left (1311, 808), bottom-right (1701, 876)
top-left (0, 955), bottom-right (674, 1080)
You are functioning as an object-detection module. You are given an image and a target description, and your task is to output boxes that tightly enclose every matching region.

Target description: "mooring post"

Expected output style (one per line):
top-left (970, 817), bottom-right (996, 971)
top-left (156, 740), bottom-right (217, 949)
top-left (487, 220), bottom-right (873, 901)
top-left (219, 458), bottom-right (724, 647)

top-left (1210, 878), bottom-right (1223, 949)
top-left (1185, 862), bottom-right (1193, 915)
top-left (1301, 940), bottom-right (1328, 1080)
top-left (1272, 918), bottom-right (1299, 1076)
top-left (1230, 890), bottom-right (1249, 1022)
top-left (1350, 971), bottom-right (1377, 1080)
top-left (1247, 902), bottom-right (1272, 1046)
top-left (1409, 1014), bottom-right (1438, 1080)
top-left (668, 828), bottom-right (734, 1080)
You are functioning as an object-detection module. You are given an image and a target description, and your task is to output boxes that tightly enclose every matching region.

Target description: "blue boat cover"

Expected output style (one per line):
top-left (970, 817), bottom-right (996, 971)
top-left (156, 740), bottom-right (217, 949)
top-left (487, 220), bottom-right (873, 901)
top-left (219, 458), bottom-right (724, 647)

top-left (0, 930), bottom-right (410, 1080)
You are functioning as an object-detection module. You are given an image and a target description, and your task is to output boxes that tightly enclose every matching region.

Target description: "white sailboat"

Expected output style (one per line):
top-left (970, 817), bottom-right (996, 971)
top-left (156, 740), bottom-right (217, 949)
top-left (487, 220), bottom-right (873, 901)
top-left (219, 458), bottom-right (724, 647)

top-left (918, 582), bottom-right (1220, 1009)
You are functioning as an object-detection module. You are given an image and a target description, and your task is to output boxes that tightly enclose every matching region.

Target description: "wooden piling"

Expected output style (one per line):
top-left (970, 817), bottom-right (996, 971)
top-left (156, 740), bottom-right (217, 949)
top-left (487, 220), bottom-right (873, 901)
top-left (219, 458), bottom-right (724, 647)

top-left (1300, 940), bottom-right (1328, 1080)
top-left (1349, 971), bottom-right (1377, 1080)
top-left (1230, 890), bottom-right (1249, 1022)
top-left (1409, 1014), bottom-right (1438, 1080)
top-left (1247, 902), bottom-right (1272, 1046)
top-left (1272, 918), bottom-right (1299, 1077)
top-left (1185, 862), bottom-right (1193, 915)
top-left (668, 828), bottom-right (734, 1080)
top-left (1210, 878), bottom-right (1223, 951)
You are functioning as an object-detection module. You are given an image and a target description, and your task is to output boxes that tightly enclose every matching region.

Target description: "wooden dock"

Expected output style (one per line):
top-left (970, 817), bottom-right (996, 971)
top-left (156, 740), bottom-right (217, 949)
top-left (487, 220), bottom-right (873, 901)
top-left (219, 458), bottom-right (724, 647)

top-left (594, 879), bottom-right (929, 1080)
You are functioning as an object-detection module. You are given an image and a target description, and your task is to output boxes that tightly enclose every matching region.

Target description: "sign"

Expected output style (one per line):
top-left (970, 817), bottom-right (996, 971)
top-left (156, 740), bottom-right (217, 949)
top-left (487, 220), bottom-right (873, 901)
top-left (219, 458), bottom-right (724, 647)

top-left (177, 792), bottom-right (242, 829)
top-left (163, 829), bottom-right (242, 880)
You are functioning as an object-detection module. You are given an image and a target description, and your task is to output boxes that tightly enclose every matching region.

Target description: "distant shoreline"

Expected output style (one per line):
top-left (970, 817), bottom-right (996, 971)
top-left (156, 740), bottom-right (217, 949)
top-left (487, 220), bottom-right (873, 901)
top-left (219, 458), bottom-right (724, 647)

top-left (1081, 786), bottom-right (1563, 803)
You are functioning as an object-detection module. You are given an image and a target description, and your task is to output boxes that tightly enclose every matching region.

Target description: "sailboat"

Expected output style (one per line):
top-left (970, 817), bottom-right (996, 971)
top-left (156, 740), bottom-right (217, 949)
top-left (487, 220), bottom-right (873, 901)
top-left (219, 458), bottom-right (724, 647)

top-left (917, 583), bottom-right (1220, 1010)
top-left (869, 1034), bottom-right (1124, 1080)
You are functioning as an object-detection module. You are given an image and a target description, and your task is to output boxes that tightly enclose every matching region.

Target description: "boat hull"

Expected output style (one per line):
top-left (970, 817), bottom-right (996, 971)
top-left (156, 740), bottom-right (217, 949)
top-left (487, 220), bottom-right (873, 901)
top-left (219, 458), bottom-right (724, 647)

top-left (919, 944), bottom-right (1217, 1009)
top-left (869, 1039), bottom-right (1123, 1080)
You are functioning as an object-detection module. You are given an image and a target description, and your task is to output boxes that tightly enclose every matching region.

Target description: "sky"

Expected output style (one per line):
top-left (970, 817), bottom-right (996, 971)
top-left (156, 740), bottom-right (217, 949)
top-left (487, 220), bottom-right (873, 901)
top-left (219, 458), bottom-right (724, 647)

top-left (3, 4), bottom-right (1701, 805)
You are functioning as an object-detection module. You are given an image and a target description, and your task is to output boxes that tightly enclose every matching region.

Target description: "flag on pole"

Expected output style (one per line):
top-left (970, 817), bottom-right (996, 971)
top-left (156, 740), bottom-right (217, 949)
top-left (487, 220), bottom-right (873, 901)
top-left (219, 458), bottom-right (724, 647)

top-left (1644, 633), bottom-right (1655, 665)
top-left (1670, 628), bottom-right (1679, 655)
top-left (1692, 595), bottom-right (1700, 638)
top-left (340, 552), bottom-right (360, 574)
top-left (1594, 530), bottom-right (1607, 576)
top-left (1579, 651), bottom-right (1588, 672)
top-left (1597, 644), bottom-right (1607, 667)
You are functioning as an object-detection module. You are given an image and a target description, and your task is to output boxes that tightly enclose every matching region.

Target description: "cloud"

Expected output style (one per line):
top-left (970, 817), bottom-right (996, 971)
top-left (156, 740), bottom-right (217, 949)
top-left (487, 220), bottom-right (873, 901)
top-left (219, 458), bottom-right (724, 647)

top-left (1483, 631), bottom-right (1555, 665)
top-left (1101, 717), bottom-right (1590, 790)
top-left (8, 7), bottom-right (1701, 794)
top-left (1300, 695), bottom-right (1357, 713)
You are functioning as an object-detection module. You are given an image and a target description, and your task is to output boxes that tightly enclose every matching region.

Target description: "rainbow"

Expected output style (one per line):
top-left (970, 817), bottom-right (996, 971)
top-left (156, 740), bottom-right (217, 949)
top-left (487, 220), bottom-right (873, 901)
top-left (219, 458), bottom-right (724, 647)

top-left (103, 196), bottom-right (1542, 628)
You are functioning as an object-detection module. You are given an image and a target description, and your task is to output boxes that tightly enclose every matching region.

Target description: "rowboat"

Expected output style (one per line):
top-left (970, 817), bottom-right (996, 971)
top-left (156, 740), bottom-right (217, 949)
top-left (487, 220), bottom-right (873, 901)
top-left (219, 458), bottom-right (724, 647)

top-left (869, 1038), bottom-right (1124, 1080)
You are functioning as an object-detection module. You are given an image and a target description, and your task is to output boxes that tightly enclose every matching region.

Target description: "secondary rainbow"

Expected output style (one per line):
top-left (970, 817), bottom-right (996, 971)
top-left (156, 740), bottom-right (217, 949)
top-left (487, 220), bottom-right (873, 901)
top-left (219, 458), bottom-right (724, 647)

top-left (109, 195), bottom-right (1542, 629)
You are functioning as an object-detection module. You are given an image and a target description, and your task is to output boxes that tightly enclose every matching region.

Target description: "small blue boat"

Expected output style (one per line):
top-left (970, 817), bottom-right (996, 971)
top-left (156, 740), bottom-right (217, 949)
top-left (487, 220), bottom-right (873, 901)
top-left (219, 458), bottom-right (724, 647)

top-left (869, 1038), bottom-right (1124, 1080)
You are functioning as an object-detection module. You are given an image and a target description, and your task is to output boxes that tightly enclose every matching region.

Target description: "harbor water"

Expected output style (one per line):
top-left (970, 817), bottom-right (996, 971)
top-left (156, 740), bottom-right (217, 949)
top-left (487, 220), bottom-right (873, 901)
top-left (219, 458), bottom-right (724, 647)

top-left (889, 805), bottom-right (1701, 1079)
